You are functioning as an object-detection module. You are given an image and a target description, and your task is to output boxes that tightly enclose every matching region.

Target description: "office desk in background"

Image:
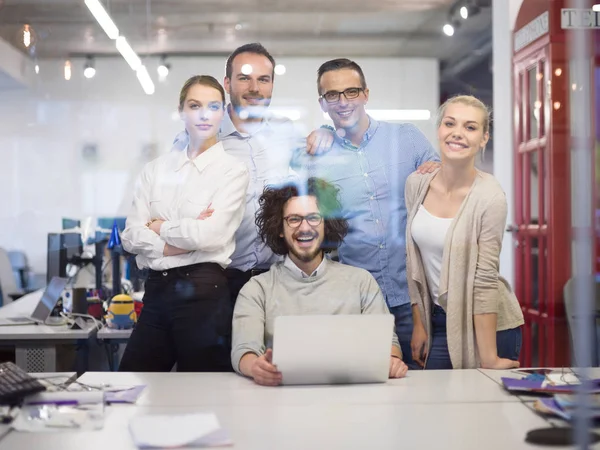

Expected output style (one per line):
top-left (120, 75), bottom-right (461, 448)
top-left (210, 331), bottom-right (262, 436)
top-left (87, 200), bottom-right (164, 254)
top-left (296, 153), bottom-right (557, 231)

top-left (0, 290), bottom-right (97, 372)
top-left (97, 328), bottom-right (132, 371)
top-left (0, 369), bottom-right (587, 450)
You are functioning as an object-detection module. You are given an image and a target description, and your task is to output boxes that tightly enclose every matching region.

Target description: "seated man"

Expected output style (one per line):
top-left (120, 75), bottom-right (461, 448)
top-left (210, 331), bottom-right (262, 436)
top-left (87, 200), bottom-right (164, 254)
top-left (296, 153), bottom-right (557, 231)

top-left (231, 177), bottom-right (407, 386)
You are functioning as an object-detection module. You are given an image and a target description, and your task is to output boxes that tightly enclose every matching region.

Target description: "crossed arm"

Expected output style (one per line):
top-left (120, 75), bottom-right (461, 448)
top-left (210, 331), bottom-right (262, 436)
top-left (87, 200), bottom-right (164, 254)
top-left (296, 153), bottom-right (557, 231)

top-left (121, 164), bottom-right (249, 260)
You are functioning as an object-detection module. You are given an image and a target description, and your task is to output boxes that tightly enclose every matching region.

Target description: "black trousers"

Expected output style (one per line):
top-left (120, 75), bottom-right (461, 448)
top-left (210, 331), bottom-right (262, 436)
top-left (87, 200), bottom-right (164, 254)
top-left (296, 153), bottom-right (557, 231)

top-left (118, 262), bottom-right (232, 372)
top-left (224, 268), bottom-right (268, 309)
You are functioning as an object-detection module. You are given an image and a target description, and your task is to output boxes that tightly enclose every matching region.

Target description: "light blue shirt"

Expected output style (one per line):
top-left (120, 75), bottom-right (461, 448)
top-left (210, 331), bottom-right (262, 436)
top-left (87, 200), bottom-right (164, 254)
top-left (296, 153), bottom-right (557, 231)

top-left (172, 106), bottom-right (304, 271)
top-left (293, 118), bottom-right (439, 308)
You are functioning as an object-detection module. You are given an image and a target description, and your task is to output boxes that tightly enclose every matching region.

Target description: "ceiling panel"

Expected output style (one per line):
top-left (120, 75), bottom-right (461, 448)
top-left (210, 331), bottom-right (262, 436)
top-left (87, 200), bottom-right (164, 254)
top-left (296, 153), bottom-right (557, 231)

top-left (0, 0), bottom-right (490, 61)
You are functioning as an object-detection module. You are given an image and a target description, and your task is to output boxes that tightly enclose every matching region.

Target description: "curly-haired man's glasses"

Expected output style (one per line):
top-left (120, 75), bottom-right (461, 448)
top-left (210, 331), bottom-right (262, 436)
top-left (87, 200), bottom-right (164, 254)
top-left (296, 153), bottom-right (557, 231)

top-left (283, 213), bottom-right (323, 228)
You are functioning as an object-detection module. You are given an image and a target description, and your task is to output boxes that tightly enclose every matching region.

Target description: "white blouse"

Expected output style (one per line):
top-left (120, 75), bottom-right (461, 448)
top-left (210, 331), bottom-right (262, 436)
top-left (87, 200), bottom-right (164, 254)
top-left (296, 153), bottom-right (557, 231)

top-left (122, 141), bottom-right (249, 271)
top-left (410, 205), bottom-right (453, 306)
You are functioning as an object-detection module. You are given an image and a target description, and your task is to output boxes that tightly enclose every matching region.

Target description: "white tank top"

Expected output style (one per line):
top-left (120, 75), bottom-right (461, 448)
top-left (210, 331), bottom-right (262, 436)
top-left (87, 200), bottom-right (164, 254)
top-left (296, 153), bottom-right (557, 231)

top-left (411, 205), bottom-right (454, 305)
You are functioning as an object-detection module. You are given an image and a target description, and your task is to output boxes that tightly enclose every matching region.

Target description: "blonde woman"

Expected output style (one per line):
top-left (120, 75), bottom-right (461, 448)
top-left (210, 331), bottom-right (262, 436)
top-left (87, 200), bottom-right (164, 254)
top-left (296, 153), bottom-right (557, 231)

top-left (406, 95), bottom-right (524, 370)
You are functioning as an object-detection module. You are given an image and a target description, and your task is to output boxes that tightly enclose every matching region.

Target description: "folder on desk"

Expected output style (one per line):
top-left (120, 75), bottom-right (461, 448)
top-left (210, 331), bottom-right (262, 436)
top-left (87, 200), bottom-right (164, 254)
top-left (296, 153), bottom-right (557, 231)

top-left (129, 413), bottom-right (232, 448)
top-left (533, 394), bottom-right (600, 421)
top-left (501, 377), bottom-right (600, 395)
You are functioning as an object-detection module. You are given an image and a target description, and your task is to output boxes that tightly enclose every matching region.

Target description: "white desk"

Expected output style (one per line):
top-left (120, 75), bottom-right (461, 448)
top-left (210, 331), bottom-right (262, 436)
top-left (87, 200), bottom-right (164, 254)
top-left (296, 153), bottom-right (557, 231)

top-left (0, 291), bottom-right (97, 372)
top-left (75, 369), bottom-right (520, 407)
top-left (0, 402), bottom-right (553, 450)
top-left (2, 370), bottom-right (597, 450)
top-left (97, 328), bottom-right (132, 340)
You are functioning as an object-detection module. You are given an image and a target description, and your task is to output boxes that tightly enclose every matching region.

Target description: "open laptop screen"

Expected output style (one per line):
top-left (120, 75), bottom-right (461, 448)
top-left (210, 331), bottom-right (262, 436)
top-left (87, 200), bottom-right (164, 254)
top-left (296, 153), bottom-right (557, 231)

top-left (31, 277), bottom-right (68, 322)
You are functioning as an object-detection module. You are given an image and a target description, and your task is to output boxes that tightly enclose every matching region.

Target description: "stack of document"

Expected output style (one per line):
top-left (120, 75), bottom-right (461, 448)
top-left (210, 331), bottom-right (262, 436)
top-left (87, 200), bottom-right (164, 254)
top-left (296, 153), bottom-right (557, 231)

top-left (534, 394), bottom-right (600, 421)
top-left (129, 413), bottom-right (232, 448)
top-left (501, 376), bottom-right (600, 395)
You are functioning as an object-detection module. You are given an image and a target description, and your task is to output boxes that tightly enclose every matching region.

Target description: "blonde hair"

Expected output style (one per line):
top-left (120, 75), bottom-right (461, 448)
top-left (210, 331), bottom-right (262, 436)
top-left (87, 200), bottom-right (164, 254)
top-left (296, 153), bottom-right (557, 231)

top-left (436, 95), bottom-right (491, 135)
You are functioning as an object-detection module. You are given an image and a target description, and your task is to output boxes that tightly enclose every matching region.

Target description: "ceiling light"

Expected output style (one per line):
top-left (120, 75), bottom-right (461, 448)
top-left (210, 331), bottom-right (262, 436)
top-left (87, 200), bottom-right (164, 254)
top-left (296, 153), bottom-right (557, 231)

top-left (323, 109), bottom-right (431, 121)
top-left (64, 60), bottom-right (72, 80)
top-left (270, 108), bottom-right (301, 121)
top-left (34, 64), bottom-right (39, 74)
top-left (241, 64), bottom-right (252, 75)
top-left (157, 55), bottom-right (170, 79)
top-left (83, 57), bottom-right (96, 79)
top-left (460, 6), bottom-right (468, 19)
top-left (84, 0), bottom-right (119, 39)
top-left (157, 64), bottom-right (169, 78)
top-left (116, 36), bottom-right (141, 71)
top-left (443, 23), bottom-right (455, 36)
top-left (23, 24), bottom-right (31, 48)
top-left (274, 64), bottom-right (286, 75)
top-left (136, 65), bottom-right (155, 95)
top-left (234, 23), bottom-right (243, 31)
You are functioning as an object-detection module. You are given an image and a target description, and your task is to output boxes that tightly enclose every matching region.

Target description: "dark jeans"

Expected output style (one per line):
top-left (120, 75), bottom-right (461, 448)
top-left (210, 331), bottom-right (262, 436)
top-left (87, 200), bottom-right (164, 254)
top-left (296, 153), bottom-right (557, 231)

top-left (389, 303), bottom-right (418, 370)
top-left (224, 268), bottom-right (268, 309)
top-left (118, 263), bottom-right (232, 372)
top-left (425, 304), bottom-right (522, 370)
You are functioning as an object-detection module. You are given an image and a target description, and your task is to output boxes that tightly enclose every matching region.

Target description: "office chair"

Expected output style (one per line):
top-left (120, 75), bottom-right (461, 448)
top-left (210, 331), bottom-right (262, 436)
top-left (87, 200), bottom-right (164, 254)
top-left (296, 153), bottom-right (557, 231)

top-left (563, 276), bottom-right (600, 367)
top-left (7, 250), bottom-right (31, 291)
top-left (0, 248), bottom-right (24, 306)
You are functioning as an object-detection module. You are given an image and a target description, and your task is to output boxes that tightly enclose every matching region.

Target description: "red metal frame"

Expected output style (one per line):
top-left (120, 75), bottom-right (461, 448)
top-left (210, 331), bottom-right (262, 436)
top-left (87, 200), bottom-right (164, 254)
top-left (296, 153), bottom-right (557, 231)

top-left (513, 1), bottom-right (572, 366)
top-left (514, 48), bottom-right (571, 367)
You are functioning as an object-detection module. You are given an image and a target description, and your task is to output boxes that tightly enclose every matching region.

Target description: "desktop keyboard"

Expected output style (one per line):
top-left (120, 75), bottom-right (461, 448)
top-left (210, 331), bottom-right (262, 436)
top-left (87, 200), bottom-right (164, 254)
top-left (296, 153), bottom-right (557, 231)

top-left (0, 362), bottom-right (46, 405)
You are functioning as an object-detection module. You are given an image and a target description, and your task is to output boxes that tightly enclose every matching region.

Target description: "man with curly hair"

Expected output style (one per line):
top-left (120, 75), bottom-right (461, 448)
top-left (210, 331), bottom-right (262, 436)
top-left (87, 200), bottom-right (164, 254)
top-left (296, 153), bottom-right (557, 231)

top-left (231, 177), bottom-right (407, 386)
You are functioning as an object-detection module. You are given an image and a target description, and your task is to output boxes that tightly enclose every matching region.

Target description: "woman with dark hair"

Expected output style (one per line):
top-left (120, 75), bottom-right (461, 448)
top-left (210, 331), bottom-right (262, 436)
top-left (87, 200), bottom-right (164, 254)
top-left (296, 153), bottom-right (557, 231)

top-left (120, 75), bottom-right (249, 372)
top-left (231, 177), bottom-right (407, 386)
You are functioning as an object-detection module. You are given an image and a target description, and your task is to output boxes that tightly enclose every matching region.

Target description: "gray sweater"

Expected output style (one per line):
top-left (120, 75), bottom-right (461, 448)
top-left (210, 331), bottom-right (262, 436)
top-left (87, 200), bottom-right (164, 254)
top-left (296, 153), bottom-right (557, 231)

top-left (231, 257), bottom-right (400, 373)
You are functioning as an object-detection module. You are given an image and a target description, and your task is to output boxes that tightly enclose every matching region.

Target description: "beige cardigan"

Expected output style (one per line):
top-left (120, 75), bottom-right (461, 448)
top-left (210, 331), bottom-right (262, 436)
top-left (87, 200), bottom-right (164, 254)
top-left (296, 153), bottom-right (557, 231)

top-left (405, 169), bottom-right (524, 369)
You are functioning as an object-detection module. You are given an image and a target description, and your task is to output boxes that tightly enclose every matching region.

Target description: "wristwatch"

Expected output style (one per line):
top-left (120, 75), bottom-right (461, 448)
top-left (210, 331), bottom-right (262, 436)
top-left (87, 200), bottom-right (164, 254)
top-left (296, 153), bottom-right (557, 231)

top-left (146, 219), bottom-right (157, 228)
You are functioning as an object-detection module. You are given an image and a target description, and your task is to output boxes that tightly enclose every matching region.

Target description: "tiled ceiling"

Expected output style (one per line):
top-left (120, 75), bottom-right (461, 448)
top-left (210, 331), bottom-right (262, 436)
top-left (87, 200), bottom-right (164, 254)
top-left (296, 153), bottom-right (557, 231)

top-left (0, 0), bottom-right (491, 61)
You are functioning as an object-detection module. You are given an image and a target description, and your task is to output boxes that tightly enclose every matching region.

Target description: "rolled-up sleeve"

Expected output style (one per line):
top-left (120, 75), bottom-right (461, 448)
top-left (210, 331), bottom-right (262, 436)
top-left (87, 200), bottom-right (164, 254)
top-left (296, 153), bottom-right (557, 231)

top-left (360, 272), bottom-right (401, 355)
top-left (473, 193), bottom-right (507, 315)
top-left (121, 164), bottom-right (166, 260)
top-left (159, 165), bottom-right (249, 252)
top-left (231, 279), bottom-right (267, 374)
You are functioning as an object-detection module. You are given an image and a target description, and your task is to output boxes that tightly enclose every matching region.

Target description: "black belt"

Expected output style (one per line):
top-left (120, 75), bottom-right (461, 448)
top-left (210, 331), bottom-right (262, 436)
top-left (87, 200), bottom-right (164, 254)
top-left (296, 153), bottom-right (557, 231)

top-left (148, 262), bottom-right (224, 278)
top-left (225, 267), bottom-right (269, 277)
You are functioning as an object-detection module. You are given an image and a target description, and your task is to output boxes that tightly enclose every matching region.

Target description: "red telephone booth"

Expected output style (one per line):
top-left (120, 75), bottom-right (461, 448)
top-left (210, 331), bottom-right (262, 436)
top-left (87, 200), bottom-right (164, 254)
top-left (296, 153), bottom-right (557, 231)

top-left (512, 0), bottom-right (598, 367)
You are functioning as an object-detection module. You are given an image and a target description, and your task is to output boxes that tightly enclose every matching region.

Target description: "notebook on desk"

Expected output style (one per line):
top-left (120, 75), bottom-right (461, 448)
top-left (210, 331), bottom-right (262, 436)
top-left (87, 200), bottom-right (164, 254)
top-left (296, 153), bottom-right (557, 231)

top-left (272, 314), bottom-right (394, 386)
top-left (0, 277), bottom-right (67, 326)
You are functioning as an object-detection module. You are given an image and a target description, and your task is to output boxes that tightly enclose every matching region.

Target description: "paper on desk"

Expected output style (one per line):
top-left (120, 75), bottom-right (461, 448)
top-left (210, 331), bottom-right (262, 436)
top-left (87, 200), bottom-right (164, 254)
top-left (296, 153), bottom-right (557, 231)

top-left (129, 413), bottom-right (233, 448)
top-left (105, 385), bottom-right (145, 404)
top-left (546, 373), bottom-right (580, 386)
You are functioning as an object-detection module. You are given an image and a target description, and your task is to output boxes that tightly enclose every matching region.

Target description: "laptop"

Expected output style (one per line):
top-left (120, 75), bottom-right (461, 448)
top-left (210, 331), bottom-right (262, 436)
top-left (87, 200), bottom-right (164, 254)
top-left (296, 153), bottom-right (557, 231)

top-left (272, 314), bottom-right (394, 385)
top-left (0, 277), bottom-right (68, 326)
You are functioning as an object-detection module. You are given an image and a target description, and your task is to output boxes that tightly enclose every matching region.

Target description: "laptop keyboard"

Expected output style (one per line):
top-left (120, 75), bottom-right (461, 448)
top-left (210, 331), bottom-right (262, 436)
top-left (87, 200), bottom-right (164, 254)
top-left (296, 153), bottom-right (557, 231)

top-left (0, 362), bottom-right (46, 405)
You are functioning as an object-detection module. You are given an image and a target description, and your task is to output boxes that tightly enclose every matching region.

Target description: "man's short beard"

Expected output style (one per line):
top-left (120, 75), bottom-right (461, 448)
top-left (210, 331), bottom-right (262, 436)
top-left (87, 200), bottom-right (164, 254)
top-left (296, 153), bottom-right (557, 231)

top-left (288, 246), bottom-right (322, 263)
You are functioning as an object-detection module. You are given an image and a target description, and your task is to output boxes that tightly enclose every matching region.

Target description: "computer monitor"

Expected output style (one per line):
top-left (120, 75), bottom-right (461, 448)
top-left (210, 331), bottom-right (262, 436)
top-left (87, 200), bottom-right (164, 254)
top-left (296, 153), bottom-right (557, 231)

top-left (46, 232), bottom-right (83, 284)
top-left (61, 218), bottom-right (81, 230)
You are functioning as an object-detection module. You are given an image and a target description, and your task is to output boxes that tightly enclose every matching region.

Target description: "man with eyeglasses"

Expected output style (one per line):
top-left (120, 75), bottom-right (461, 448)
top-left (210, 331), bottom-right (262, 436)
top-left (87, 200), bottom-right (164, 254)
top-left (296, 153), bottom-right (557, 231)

top-left (231, 177), bottom-right (407, 386)
top-left (293, 58), bottom-right (440, 370)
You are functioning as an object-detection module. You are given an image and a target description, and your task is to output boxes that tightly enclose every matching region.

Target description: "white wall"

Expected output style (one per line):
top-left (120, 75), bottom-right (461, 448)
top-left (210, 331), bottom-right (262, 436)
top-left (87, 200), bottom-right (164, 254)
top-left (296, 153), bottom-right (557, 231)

top-left (0, 56), bottom-right (439, 273)
top-left (491, 0), bottom-right (526, 286)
